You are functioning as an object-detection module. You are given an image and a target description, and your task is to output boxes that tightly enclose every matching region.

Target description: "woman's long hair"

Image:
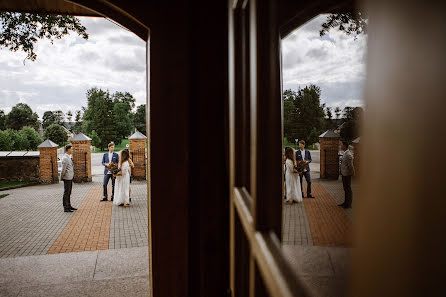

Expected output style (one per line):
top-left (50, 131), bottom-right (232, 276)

top-left (285, 147), bottom-right (295, 162)
top-left (120, 149), bottom-right (130, 167)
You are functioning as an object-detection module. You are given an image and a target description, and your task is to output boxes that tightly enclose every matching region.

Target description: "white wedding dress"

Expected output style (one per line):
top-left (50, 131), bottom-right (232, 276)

top-left (113, 161), bottom-right (131, 205)
top-left (285, 159), bottom-right (303, 203)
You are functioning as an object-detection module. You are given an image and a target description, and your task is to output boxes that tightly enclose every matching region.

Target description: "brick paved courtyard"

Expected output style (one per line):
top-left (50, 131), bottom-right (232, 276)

top-left (0, 176), bottom-right (148, 258)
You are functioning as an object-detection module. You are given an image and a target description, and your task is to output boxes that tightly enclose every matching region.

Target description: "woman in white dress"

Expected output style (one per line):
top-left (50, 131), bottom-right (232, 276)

top-left (113, 149), bottom-right (131, 207)
top-left (284, 147), bottom-right (303, 204)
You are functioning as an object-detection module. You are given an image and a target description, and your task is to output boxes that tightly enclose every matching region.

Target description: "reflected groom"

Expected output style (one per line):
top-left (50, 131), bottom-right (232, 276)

top-left (296, 140), bottom-right (315, 198)
top-left (100, 142), bottom-right (119, 202)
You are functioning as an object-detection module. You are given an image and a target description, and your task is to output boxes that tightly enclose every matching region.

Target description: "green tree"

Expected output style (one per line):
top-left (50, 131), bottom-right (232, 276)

top-left (340, 106), bottom-right (363, 142)
top-left (112, 91), bottom-right (135, 144)
top-left (20, 126), bottom-right (42, 150)
top-left (0, 12), bottom-right (88, 62)
top-left (42, 110), bottom-right (64, 129)
top-left (133, 104), bottom-right (146, 135)
top-left (43, 124), bottom-right (67, 146)
top-left (90, 130), bottom-right (101, 149)
top-left (6, 103), bottom-right (40, 130)
top-left (282, 85), bottom-right (325, 146)
top-left (0, 130), bottom-right (13, 150)
top-left (320, 12), bottom-right (367, 39)
top-left (73, 110), bottom-right (83, 134)
top-left (7, 129), bottom-right (28, 150)
top-left (334, 107), bottom-right (341, 120)
top-left (83, 88), bottom-right (116, 150)
top-left (66, 110), bottom-right (73, 127)
top-left (0, 110), bottom-right (6, 130)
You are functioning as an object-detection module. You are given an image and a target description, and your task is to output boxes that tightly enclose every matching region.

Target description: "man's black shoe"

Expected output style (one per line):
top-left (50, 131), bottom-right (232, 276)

top-left (307, 194), bottom-right (315, 198)
top-left (338, 203), bottom-right (346, 207)
top-left (64, 209), bottom-right (73, 212)
top-left (342, 205), bottom-right (352, 209)
top-left (70, 207), bottom-right (77, 211)
top-left (100, 198), bottom-right (108, 202)
top-left (301, 193), bottom-right (305, 198)
top-left (111, 198), bottom-right (114, 201)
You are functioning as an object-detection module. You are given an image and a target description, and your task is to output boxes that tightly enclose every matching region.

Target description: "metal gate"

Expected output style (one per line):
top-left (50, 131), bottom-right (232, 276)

top-left (130, 148), bottom-right (146, 178)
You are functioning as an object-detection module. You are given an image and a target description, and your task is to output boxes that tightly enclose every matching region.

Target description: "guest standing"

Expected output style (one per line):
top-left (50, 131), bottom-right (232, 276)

top-left (284, 147), bottom-right (303, 204)
top-left (295, 140), bottom-right (315, 198)
top-left (338, 141), bottom-right (355, 208)
top-left (101, 142), bottom-right (119, 202)
top-left (61, 144), bottom-right (77, 212)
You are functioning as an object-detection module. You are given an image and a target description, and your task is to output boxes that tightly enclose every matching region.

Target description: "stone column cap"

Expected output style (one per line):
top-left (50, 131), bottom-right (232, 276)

top-left (71, 133), bottom-right (92, 141)
top-left (129, 130), bottom-right (147, 140)
top-left (38, 139), bottom-right (58, 148)
top-left (319, 130), bottom-right (340, 138)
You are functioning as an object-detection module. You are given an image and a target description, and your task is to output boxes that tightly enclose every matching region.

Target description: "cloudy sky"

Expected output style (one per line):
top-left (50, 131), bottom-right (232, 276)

top-left (0, 17), bottom-right (146, 118)
top-left (282, 14), bottom-right (367, 109)
top-left (0, 14), bottom-right (366, 119)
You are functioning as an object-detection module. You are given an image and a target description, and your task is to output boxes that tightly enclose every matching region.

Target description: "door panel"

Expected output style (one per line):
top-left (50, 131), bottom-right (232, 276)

top-left (229, 0), bottom-right (310, 296)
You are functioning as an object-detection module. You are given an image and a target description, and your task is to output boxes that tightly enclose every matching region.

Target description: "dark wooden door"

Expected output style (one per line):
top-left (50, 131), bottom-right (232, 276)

top-left (228, 0), bottom-right (310, 296)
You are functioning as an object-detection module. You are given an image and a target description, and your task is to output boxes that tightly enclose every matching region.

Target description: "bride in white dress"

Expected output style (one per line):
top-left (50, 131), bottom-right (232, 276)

top-left (113, 149), bottom-right (131, 207)
top-left (285, 147), bottom-right (303, 204)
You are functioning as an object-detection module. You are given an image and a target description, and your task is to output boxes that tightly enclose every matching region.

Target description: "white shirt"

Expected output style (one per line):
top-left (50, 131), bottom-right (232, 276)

top-left (108, 152), bottom-right (113, 173)
top-left (300, 149), bottom-right (306, 160)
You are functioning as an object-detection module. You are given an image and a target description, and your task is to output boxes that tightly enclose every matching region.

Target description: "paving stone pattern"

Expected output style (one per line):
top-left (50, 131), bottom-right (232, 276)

top-left (303, 184), bottom-right (352, 247)
top-left (282, 202), bottom-right (313, 245)
top-left (109, 180), bottom-right (149, 249)
top-left (0, 181), bottom-right (94, 258)
top-left (0, 176), bottom-right (148, 258)
top-left (48, 187), bottom-right (112, 254)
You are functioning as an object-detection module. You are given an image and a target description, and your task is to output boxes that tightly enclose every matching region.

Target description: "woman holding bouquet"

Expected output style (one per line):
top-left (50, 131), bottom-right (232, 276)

top-left (284, 147), bottom-right (303, 204)
top-left (113, 149), bottom-right (132, 207)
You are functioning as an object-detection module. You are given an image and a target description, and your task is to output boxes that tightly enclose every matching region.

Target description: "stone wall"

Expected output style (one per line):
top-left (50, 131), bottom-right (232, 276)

top-left (0, 156), bottom-right (40, 182)
top-left (129, 139), bottom-right (147, 180)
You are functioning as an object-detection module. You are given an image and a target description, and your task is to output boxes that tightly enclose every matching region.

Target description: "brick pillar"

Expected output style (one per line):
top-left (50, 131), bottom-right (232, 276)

top-left (128, 130), bottom-right (147, 180)
top-left (71, 133), bottom-right (92, 183)
top-left (319, 130), bottom-right (340, 179)
top-left (38, 139), bottom-right (59, 184)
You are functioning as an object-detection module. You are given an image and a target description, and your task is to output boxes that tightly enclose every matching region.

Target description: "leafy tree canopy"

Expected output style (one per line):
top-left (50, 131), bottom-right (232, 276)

top-left (133, 104), bottom-right (146, 135)
top-left (0, 110), bottom-right (6, 130)
top-left (20, 126), bottom-right (42, 150)
top-left (43, 124), bottom-right (67, 146)
top-left (0, 12), bottom-right (88, 62)
top-left (320, 12), bottom-right (368, 39)
top-left (283, 85), bottom-right (325, 146)
top-left (5, 103), bottom-right (40, 130)
top-left (42, 110), bottom-right (64, 129)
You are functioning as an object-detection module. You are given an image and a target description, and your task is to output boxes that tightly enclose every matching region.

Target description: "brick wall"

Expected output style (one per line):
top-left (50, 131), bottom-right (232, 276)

top-left (0, 156), bottom-right (40, 182)
top-left (320, 137), bottom-right (340, 179)
top-left (129, 139), bottom-right (146, 180)
top-left (71, 140), bottom-right (92, 183)
top-left (38, 147), bottom-right (59, 184)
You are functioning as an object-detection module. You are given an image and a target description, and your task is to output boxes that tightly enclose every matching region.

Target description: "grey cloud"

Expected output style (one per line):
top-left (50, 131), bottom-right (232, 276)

top-left (306, 47), bottom-right (329, 60)
top-left (78, 50), bottom-right (102, 63)
top-left (106, 53), bottom-right (145, 73)
top-left (108, 35), bottom-right (145, 46)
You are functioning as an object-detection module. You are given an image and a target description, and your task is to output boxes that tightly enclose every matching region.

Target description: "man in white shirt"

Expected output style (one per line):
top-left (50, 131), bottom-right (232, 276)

top-left (100, 142), bottom-right (119, 201)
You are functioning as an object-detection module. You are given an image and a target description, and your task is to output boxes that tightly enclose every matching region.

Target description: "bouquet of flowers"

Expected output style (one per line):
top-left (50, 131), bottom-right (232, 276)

top-left (108, 163), bottom-right (121, 176)
top-left (294, 160), bottom-right (307, 174)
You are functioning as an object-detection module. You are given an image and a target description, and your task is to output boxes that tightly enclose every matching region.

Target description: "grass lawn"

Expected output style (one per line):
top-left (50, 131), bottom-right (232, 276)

top-left (94, 139), bottom-right (130, 153)
top-left (0, 181), bottom-right (32, 189)
top-left (0, 194), bottom-right (9, 199)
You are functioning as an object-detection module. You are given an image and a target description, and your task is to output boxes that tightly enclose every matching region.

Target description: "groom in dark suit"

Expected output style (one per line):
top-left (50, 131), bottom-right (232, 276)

top-left (296, 140), bottom-right (315, 198)
top-left (100, 142), bottom-right (119, 202)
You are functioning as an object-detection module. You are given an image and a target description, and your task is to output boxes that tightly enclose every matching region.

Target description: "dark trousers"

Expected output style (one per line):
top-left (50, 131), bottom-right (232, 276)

top-left (63, 179), bottom-right (73, 210)
top-left (300, 171), bottom-right (312, 196)
top-left (342, 175), bottom-right (353, 206)
top-left (103, 174), bottom-right (115, 199)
